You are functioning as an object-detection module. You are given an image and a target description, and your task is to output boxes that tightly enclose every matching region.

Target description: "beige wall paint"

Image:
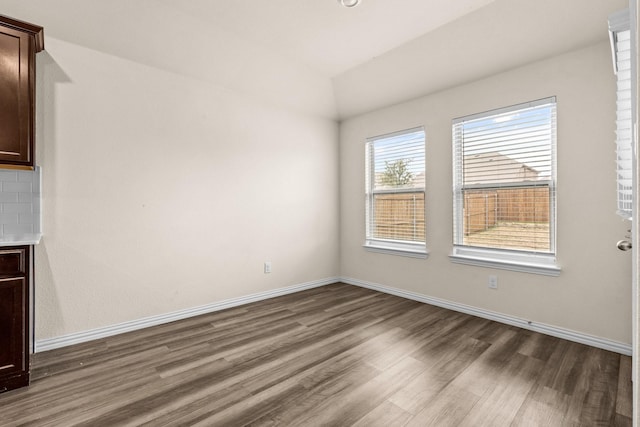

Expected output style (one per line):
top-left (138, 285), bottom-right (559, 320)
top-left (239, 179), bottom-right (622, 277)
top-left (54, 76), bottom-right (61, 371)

top-left (340, 42), bottom-right (632, 344)
top-left (33, 37), bottom-right (340, 340)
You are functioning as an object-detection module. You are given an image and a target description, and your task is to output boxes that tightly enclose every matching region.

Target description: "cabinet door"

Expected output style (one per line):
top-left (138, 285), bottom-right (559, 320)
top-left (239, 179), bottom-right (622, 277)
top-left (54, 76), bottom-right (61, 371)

top-left (0, 25), bottom-right (32, 166)
top-left (0, 278), bottom-right (26, 381)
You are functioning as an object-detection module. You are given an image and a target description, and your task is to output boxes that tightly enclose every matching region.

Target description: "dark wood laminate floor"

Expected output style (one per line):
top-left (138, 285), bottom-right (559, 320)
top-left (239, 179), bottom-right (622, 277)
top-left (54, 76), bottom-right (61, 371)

top-left (0, 283), bottom-right (632, 426)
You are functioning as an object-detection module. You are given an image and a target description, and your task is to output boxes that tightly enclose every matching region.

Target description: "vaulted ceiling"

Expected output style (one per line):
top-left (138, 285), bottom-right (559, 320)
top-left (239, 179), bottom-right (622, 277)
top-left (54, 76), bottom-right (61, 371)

top-left (0, 0), bottom-right (629, 118)
top-left (154, 0), bottom-right (498, 77)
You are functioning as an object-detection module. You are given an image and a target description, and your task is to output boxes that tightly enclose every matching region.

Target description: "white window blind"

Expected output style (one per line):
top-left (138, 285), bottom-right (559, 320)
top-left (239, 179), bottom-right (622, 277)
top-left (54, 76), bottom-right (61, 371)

top-left (365, 127), bottom-right (426, 256)
top-left (609, 9), bottom-right (632, 219)
top-left (453, 98), bottom-right (557, 255)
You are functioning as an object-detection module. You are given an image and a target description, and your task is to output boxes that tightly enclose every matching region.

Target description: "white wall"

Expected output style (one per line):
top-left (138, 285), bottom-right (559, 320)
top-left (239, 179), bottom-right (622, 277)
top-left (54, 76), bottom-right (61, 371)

top-left (33, 36), bottom-right (339, 340)
top-left (340, 42), bottom-right (632, 344)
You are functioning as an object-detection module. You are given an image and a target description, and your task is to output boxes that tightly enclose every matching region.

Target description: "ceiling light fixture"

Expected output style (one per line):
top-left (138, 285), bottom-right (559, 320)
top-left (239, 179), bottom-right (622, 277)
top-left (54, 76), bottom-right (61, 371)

top-left (338, 0), bottom-right (361, 8)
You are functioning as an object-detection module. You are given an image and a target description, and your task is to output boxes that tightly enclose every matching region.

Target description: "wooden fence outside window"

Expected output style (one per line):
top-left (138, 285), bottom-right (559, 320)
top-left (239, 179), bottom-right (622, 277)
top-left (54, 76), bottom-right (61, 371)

top-left (463, 187), bottom-right (550, 235)
top-left (373, 193), bottom-right (425, 242)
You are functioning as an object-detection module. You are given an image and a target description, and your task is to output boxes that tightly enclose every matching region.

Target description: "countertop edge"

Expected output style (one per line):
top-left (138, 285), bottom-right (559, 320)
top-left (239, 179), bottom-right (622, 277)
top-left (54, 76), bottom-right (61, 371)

top-left (0, 234), bottom-right (42, 246)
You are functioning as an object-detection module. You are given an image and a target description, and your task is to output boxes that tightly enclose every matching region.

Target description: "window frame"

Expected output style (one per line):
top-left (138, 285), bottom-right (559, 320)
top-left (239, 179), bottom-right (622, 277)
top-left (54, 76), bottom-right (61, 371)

top-left (450, 98), bottom-right (560, 276)
top-left (364, 126), bottom-right (427, 258)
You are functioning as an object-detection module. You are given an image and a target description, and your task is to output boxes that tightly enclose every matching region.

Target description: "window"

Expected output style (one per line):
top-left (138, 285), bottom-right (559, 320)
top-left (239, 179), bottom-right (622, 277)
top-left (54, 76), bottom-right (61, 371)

top-left (451, 98), bottom-right (560, 275)
top-left (365, 127), bottom-right (426, 257)
top-left (609, 9), bottom-right (632, 219)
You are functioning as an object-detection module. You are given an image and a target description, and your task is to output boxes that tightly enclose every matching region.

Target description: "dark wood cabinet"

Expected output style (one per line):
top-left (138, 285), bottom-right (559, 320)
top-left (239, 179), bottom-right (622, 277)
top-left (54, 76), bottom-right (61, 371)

top-left (0, 16), bottom-right (43, 168)
top-left (0, 246), bottom-right (30, 393)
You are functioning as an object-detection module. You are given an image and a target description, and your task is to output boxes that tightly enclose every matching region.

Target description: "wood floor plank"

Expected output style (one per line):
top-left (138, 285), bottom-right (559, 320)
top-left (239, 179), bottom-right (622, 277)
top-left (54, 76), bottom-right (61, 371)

top-left (237, 322), bottom-right (385, 395)
top-left (389, 335), bottom-right (490, 414)
top-left (284, 356), bottom-right (427, 426)
top-left (0, 283), bottom-right (630, 426)
top-left (511, 385), bottom-right (575, 427)
top-left (457, 352), bottom-right (543, 426)
top-left (439, 327), bottom-right (518, 398)
top-left (404, 384), bottom-right (481, 427)
top-left (613, 413), bottom-right (633, 427)
top-left (564, 347), bottom-right (620, 426)
top-left (243, 360), bottom-right (380, 426)
top-left (352, 400), bottom-right (413, 427)
top-left (616, 355), bottom-right (633, 419)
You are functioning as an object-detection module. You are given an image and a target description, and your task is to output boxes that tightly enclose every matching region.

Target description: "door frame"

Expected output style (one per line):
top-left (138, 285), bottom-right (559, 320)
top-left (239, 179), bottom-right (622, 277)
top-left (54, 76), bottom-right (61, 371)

top-left (632, 1), bottom-right (639, 425)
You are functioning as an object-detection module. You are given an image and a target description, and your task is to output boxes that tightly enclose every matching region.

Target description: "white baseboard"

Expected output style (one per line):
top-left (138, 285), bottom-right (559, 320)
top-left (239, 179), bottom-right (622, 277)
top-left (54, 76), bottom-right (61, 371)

top-left (36, 275), bottom-right (632, 356)
top-left (35, 277), bottom-right (339, 353)
top-left (341, 277), bottom-right (632, 356)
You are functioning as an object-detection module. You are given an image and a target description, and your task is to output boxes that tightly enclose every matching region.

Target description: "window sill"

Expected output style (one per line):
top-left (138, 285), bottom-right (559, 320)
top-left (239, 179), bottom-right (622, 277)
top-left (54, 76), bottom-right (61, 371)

top-left (364, 240), bottom-right (428, 259)
top-left (449, 246), bottom-right (560, 276)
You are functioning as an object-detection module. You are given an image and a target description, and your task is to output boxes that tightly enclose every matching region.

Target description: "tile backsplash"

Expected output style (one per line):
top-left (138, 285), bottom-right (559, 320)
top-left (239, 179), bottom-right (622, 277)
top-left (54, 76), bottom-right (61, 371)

top-left (0, 167), bottom-right (41, 244)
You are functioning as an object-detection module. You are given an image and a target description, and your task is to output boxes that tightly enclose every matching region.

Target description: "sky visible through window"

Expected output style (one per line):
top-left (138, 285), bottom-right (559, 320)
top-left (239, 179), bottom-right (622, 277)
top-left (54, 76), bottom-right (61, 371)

top-left (459, 104), bottom-right (554, 179)
top-left (372, 129), bottom-right (425, 181)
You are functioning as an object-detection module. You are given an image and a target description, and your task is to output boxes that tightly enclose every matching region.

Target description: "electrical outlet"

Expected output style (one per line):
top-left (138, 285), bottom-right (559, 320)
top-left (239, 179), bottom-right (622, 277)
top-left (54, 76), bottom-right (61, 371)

top-left (264, 261), bottom-right (272, 274)
top-left (488, 275), bottom-right (498, 289)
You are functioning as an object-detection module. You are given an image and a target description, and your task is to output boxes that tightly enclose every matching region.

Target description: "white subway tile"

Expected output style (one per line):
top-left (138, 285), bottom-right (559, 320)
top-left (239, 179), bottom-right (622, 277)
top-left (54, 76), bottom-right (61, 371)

top-left (0, 214), bottom-right (18, 224)
top-left (3, 182), bottom-right (32, 193)
top-left (3, 224), bottom-right (33, 235)
top-left (4, 203), bottom-right (32, 214)
top-left (0, 168), bottom-right (40, 243)
top-left (17, 171), bottom-right (33, 183)
top-left (0, 193), bottom-right (19, 203)
top-left (18, 213), bottom-right (37, 224)
top-left (0, 171), bottom-right (18, 182)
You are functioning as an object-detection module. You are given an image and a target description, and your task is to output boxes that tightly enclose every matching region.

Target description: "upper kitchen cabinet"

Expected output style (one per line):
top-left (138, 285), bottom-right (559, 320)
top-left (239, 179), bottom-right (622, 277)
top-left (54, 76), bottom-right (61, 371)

top-left (0, 16), bottom-right (43, 169)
